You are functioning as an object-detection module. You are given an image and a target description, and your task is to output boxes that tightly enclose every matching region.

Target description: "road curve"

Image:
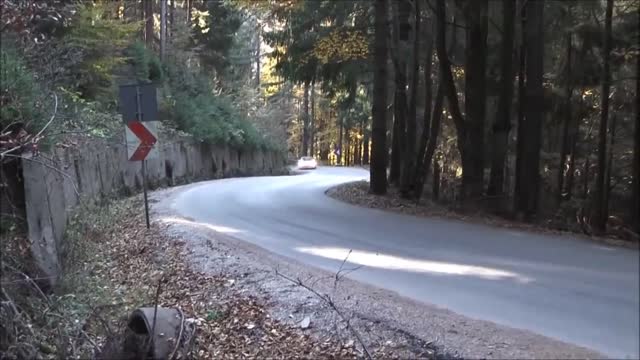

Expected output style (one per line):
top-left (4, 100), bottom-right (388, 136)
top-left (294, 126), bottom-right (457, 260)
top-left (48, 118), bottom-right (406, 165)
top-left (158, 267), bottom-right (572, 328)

top-left (169, 166), bottom-right (639, 358)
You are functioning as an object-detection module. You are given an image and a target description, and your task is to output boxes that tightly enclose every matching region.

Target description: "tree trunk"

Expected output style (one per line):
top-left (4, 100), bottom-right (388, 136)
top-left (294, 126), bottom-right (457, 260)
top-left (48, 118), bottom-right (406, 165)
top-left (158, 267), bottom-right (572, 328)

top-left (432, 158), bottom-right (441, 201)
top-left (363, 130), bottom-right (370, 165)
top-left (515, 0), bottom-right (544, 220)
top-left (310, 80), bottom-right (315, 157)
top-left (187, 0), bottom-right (192, 27)
top-left (302, 81), bottom-right (310, 156)
top-left (353, 134), bottom-right (357, 166)
top-left (593, 0), bottom-right (614, 233)
top-left (414, 18), bottom-right (435, 191)
top-left (370, 0), bottom-right (389, 194)
top-left (389, 91), bottom-right (403, 183)
top-left (634, 4), bottom-right (640, 235)
top-left (583, 156), bottom-right (590, 199)
top-left (435, 0), bottom-right (465, 156)
top-left (461, 0), bottom-right (488, 200)
top-left (124, 0), bottom-right (135, 20)
top-left (320, 148), bottom-right (330, 162)
top-left (170, 0), bottom-right (175, 39)
top-left (338, 117), bottom-right (344, 165)
top-left (565, 114), bottom-right (579, 200)
top-left (389, 0), bottom-right (410, 186)
top-left (350, 130), bottom-right (356, 165)
top-left (605, 114), bottom-right (617, 209)
top-left (160, 0), bottom-right (167, 60)
top-left (144, 0), bottom-right (154, 47)
top-left (416, 82), bottom-right (444, 201)
top-left (514, 2), bottom-right (526, 216)
top-left (345, 132), bottom-right (350, 166)
top-left (487, 0), bottom-right (515, 197)
top-left (357, 117), bottom-right (364, 165)
top-left (400, 0), bottom-right (420, 198)
top-left (351, 133), bottom-right (355, 166)
top-left (133, 0), bottom-right (139, 20)
top-left (558, 31), bottom-right (573, 202)
top-left (256, 28), bottom-right (262, 88)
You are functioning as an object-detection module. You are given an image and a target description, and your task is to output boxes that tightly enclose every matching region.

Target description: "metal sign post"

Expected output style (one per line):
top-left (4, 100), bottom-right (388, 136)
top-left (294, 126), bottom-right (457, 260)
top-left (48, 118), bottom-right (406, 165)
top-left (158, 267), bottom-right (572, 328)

top-left (141, 159), bottom-right (150, 229)
top-left (119, 83), bottom-right (158, 230)
top-left (135, 85), bottom-right (151, 229)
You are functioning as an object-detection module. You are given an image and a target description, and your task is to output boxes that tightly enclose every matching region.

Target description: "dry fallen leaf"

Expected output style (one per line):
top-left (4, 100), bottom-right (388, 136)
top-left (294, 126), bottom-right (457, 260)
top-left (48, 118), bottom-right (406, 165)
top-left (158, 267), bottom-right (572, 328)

top-left (78, 196), bottom-right (367, 359)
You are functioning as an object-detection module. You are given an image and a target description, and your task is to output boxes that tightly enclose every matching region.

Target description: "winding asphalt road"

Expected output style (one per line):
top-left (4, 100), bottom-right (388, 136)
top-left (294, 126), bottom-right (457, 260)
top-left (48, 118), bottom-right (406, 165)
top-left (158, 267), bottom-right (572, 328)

top-left (169, 167), bottom-right (639, 358)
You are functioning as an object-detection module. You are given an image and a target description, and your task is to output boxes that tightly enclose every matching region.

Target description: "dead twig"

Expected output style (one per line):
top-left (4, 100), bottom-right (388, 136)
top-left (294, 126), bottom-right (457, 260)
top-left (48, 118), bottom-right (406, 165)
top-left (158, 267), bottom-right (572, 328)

top-left (333, 250), bottom-right (352, 291)
top-left (2, 154), bottom-right (80, 196)
top-left (333, 249), bottom-right (363, 291)
top-left (275, 269), bottom-right (373, 360)
top-left (169, 307), bottom-right (185, 360)
top-left (85, 303), bottom-right (122, 337)
top-left (0, 274), bottom-right (58, 286)
top-left (0, 285), bottom-right (35, 336)
top-left (147, 276), bottom-right (164, 356)
top-left (2, 262), bottom-right (50, 305)
top-left (79, 328), bottom-right (100, 353)
top-left (34, 93), bottom-right (58, 139)
top-left (1, 286), bottom-right (21, 319)
top-left (0, 93), bottom-right (58, 159)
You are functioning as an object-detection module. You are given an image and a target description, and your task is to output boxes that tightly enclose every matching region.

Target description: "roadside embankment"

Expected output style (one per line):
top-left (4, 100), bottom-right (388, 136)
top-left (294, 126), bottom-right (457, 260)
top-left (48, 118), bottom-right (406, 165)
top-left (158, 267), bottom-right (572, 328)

top-left (13, 130), bottom-right (286, 287)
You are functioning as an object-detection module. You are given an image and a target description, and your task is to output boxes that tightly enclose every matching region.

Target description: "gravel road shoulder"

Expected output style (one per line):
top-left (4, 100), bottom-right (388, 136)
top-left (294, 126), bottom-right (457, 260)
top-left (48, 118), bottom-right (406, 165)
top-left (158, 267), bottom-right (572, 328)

top-left (152, 183), bottom-right (605, 359)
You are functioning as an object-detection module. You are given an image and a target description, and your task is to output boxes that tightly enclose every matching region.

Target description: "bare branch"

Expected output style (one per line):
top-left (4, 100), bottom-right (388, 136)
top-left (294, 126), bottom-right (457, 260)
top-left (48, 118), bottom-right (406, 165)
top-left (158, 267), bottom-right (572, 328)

top-left (0, 93), bottom-right (58, 159)
top-left (169, 307), bottom-right (185, 360)
top-left (2, 262), bottom-right (50, 305)
top-left (333, 249), bottom-right (363, 291)
top-left (0, 285), bottom-right (35, 336)
top-left (334, 249), bottom-right (352, 290)
top-left (147, 276), bottom-right (164, 356)
top-left (2, 154), bottom-right (80, 197)
top-left (35, 93), bottom-right (59, 139)
top-left (79, 328), bottom-right (100, 352)
top-left (275, 269), bottom-right (373, 360)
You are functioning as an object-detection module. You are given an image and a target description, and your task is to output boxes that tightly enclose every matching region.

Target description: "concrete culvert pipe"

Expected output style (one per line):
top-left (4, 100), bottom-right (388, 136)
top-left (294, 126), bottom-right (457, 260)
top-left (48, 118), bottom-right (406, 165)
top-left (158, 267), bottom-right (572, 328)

top-left (124, 307), bottom-right (183, 360)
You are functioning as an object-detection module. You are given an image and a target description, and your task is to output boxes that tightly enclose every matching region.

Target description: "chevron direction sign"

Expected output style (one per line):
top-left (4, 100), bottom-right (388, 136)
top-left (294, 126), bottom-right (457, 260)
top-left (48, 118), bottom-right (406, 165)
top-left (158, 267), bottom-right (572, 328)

top-left (126, 121), bottom-right (158, 161)
top-left (118, 84), bottom-right (159, 162)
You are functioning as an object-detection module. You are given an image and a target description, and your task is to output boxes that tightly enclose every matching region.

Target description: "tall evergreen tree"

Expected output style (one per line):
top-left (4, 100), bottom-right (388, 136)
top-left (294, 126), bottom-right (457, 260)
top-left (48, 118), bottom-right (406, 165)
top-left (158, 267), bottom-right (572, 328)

top-left (370, 0), bottom-right (389, 195)
top-left (515, 0), bottom-right (544, 219)
top-left (487, 0), bottom-right (515, 197)
top-left (593, 0), bottom-right (614, 232)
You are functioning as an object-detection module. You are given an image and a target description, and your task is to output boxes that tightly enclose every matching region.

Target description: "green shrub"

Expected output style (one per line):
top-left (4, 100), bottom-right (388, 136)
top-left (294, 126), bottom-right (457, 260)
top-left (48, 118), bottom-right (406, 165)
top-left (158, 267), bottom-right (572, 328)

top-left (162, 60), bottom-right (271, 150)
top-left (127, 41), bottom-right (164, 83)
top-left (66, 2), bottom-right (139, 100)
top-left (0, 44), bottom-right (43, 132)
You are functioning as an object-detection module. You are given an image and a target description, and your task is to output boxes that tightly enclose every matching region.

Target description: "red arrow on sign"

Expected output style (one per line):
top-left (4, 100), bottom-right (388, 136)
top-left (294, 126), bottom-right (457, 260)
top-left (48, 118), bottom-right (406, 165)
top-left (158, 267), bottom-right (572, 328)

top-left (127, 121), bottom-right (157, 161)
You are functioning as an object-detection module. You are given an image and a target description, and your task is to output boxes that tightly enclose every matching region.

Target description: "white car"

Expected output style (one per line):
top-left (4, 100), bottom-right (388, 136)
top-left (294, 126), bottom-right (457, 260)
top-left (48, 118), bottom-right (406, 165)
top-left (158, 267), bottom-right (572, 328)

top-left (297, 156), bottom-right (317, 170)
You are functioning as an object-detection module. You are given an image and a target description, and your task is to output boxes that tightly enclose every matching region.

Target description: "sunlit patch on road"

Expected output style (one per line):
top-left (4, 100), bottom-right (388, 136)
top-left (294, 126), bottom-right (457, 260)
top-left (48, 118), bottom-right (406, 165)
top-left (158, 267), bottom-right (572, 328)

top-left (296, 246), bottom-right (532, 283)
top-left (159, 216), bottom-right (243, 234)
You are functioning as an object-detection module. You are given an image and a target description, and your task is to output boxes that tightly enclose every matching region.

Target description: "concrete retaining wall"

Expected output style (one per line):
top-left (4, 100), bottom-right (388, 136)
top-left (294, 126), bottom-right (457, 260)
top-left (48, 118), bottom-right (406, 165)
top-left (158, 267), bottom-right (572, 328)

top-left (21, 132), bottom-right (286, 285)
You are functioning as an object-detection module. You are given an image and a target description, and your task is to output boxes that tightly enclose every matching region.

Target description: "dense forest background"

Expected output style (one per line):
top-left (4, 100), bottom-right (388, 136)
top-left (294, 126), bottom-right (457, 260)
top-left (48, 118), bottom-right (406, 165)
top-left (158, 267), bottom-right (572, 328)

top-left (1, 0), bottom-right (638, 234)
top-left (262, 0), bottom-right (639, 237)
top-left (0, 0), bottom-right (638, 358)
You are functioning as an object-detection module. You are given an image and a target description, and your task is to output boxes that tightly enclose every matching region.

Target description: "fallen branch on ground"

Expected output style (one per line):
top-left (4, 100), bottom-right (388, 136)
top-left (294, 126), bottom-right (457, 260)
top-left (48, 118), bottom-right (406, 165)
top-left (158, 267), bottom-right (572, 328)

top-left (2, 262), bottom-right (50, 305)
top-left (275, 269), bottom-right (373, 360)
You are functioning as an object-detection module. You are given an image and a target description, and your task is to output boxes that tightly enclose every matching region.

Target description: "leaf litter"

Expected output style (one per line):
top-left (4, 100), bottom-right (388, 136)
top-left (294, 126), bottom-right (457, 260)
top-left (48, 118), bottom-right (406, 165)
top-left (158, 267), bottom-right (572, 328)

top-left (74, 195), bottom-right (361, 359)
top-left (326, 180), bottom-right (638, 247)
